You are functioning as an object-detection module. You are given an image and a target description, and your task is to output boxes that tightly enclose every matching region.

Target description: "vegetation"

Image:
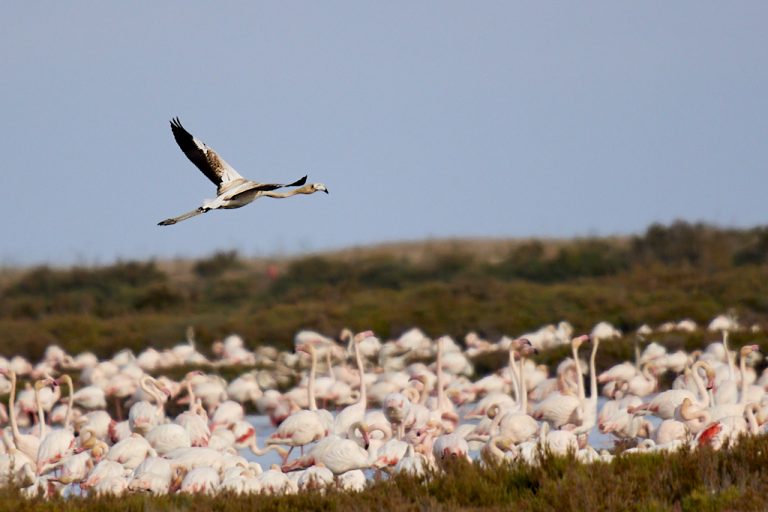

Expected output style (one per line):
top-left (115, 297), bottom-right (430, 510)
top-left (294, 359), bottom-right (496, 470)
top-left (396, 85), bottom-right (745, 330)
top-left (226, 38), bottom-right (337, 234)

top-left (0, 222), bottom-right (766, 361)
top-left (7, 433), bottom-right (768, 511)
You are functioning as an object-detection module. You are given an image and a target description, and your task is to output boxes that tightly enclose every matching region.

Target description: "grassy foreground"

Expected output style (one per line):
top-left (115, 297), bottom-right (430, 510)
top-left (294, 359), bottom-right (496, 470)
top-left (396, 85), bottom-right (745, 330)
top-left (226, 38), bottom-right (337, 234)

top-left (7, 434), bottom-right (768, 511)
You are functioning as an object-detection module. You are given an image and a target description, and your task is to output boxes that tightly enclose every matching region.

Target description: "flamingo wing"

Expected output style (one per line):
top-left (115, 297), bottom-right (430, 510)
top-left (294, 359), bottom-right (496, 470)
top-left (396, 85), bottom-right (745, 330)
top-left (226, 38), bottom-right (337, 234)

top-left (170, 117), bottom-right (244, 188)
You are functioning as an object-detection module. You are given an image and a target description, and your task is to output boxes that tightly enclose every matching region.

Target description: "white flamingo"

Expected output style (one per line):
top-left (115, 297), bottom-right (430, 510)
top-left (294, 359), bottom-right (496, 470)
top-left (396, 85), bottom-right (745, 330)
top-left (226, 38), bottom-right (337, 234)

top-left (158, 118), bottom-right (328, 226)
top-left (333, 331), bottom-right (373, 436)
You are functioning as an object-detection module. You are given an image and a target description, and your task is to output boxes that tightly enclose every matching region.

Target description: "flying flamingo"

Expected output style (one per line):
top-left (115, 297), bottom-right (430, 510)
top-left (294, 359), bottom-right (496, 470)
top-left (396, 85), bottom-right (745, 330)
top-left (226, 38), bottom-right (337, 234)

top-left (158, 118), bottom-right (328, 226)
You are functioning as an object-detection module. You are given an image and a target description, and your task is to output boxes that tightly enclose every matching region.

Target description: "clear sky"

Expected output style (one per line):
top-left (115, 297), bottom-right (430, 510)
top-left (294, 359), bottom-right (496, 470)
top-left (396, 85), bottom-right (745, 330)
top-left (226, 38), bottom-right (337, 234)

top-left (2, 2), bottom-right (766, 265)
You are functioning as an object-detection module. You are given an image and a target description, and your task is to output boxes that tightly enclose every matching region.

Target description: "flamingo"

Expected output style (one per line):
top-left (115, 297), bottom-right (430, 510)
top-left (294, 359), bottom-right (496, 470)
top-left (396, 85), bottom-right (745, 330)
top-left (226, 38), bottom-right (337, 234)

top-left (165, 447), bottom-right (228, 472)
top-left (432, 432), bottom-right (471, 468)
top-left (630, 361), bottom-right (714, 419)
top-left (0, 441), bottom-right (35, 487)
top-left (382, 392), bottom-right (412, 439)
top-left (296, 464), bottom-right (335, 492)
top-left (91, 475), bottom-right (128, 497)
top-left (337, 469), bottom-right (367, 492)
top-left (696, 403), bottom-right (762, 450)
top-left (175, 400), bottom-right (211, 447)
top-left (572, 335), bottom-right (599, 438)
top-left (52, 450), bottom-right (94, 485)
top-left (282, 433), bottom-right (378, 475)
top-left (394, 443), bottom-right (430, 476)
top-left (333, 330), bottom-right (374, 436)
top-left (256, 465), bottom-right (298, 495)
top-left (0, 370), bottom-right (53, 461)
top-left (158, 118), bottom-right (328, 226)
top-left (128, 376), bottom-right (169, 435)
top-left (72, 385), bottom-right (107, 411)
top-left (36, 428), bottom-right (76, 475)
top-left (481, 435), bottom-right (516, 465)
top-left (371, 438), bottom-right (410, 470)
top-left (180, 466), bottom-right (220, 495)
top-left (106, 433), bottom-right (157, 470)
top-left (538, 422), bottom-right (578, 457)
top-left (144, 423), bottom-right (192, 456)
top-left (81, 460), bottom-right (126, 491)
top-left (209, 400), bottom-right (245, 431)
top-left (267, 343), bottom-right (330, 461)
top-left (531, 369), bottom-right (582, 429)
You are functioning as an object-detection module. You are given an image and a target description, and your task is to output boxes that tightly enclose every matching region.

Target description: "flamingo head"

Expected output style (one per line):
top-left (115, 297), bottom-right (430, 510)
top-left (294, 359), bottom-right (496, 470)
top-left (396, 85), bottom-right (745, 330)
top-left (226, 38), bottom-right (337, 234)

top-left (353, 330), bottom-right (375, 343)
top-left (295, 343), bottom-right (316, 357)
top-left (312, 183), bottom-right (329, 194)
top-left (741, 344), bottom-right (761, 358)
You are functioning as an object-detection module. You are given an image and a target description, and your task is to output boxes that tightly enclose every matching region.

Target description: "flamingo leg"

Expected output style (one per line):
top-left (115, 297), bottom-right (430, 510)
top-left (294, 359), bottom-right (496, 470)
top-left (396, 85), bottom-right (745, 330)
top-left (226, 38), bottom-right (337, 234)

top-left (282, 446), bottom-right (294, 465)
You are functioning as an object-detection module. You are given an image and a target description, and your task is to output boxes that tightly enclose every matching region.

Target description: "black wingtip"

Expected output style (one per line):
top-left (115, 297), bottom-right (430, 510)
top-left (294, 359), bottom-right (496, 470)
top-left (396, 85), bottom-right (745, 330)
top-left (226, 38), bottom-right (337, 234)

top-left (288, 175), bottom-right (308, 187)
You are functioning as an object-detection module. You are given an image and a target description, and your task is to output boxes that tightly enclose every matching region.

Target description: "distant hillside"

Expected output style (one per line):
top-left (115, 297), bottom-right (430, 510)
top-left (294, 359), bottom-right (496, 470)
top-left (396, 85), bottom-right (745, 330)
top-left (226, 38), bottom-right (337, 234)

top-left (0, 221), bottom-right (766, 360)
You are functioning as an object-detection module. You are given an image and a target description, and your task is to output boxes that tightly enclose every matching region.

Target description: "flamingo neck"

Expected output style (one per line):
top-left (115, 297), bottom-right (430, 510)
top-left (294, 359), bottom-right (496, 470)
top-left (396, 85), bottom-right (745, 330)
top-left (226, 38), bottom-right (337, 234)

top-left (486, 436), bottom-right (507, 462)
top-left (35, 384), bottom-right (46, 439)
top-left (572, 343), bottom-right (585, 401)
top-left (508, 348), bottom-right (521, 405)
top-left (308, 348), bottom-right (318, 411)
top-left (690, 362), bottom-right (711, 407)
top-left (63, 375), bottom-right (74, 430)
top-left (588, 339), bottom-right (599, 404)
top-left (488, 407), bottom-right (504, 437)
top-left (7, 372), bottom-right (21, 440)
top-left (341, 329), bottom-right (354, 353)
top-left (186, 381), bottom-right (196, 412)
top-left (739, 351), bottom-right (748, 405)
top-left (641, 364), bottom-right (655, 382)
top-left (354, 339), bottom-right (367, 409)
top-left (140, 376), bottom-right (165, 413)
top-left (518, 355), bottom-right (528, 412)
top-left (723, 331), bottom-right (735, 379)
top-left (326, 351), bottom-right (336, 382)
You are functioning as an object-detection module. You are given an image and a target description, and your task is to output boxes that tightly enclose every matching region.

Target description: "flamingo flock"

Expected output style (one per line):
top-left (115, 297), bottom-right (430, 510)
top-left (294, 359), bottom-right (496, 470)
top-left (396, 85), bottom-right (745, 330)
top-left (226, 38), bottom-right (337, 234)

top-left (0, 313), bottom-right (766, 498)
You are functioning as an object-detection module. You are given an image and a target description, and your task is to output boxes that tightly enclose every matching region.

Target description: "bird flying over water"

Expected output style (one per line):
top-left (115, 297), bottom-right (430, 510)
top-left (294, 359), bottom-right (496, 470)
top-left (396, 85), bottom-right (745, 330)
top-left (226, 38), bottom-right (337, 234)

top-left (158, 118), bottom-right (328, 226)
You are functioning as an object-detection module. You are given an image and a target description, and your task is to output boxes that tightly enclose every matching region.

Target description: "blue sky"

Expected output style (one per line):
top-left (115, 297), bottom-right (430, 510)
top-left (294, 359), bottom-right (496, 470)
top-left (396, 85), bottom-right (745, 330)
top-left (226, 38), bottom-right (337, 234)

top-left (2, 2), bottom-right (766, 265)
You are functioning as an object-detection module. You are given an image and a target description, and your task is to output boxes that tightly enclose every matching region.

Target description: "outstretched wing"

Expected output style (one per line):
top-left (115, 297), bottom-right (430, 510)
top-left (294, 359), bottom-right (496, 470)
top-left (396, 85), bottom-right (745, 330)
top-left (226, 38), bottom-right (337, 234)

top-left (170, 117), bottom-right (244, 187)
top-left (251, 175), bottom-right (307, 192)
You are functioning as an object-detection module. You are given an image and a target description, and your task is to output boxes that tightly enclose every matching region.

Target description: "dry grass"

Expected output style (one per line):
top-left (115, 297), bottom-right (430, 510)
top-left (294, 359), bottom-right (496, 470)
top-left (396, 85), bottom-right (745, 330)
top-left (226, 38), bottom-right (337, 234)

top-left (8, 434), bottom-right (768, 511)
